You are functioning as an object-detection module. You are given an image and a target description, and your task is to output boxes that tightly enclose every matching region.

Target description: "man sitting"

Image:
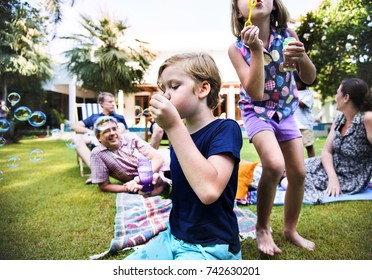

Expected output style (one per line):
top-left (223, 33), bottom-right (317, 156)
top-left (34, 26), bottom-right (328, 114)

top-left (90, 116), bottom-right (170, 194)
top-left (71, 92), bottom-right (128, 183)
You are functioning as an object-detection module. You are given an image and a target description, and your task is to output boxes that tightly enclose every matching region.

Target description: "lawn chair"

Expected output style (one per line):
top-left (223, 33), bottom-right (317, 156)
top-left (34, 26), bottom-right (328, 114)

top-left (75, 103), bottom-right (103, 177)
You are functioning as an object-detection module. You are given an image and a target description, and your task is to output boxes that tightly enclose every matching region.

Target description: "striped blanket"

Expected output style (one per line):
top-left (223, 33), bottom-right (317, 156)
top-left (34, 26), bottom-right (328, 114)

top-left (90, 193), bottom-right (257, 259)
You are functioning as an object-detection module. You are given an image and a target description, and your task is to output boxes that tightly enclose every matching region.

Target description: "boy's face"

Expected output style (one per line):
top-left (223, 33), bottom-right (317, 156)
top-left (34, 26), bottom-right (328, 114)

top-left (159, 65), bottom-right (199, 119)
top-left (97, 121), bottom-right (120, 150)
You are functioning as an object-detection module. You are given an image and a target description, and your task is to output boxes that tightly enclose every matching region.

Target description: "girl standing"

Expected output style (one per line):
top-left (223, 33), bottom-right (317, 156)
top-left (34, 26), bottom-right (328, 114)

top-left (228, 0), bottom-right (316, 255)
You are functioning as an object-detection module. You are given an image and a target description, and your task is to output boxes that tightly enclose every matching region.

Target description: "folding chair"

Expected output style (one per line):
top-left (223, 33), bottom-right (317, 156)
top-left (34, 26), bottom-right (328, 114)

top-left (75, 103), bottom-right (103, 177)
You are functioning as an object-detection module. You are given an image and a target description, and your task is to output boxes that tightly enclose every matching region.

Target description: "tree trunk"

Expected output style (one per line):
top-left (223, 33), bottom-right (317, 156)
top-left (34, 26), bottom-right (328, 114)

top-left (1, 79), bottom-right (8, 101)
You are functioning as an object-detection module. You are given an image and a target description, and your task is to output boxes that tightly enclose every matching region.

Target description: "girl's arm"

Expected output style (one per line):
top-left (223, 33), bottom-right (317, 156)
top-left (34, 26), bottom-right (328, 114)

top-left (287, 29), bottom-right (317, 85)
top-left (228, 26), bottom-right (264, 101)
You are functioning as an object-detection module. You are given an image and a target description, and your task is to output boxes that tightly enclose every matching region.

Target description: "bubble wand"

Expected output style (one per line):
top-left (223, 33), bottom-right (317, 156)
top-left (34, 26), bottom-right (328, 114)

top-left (244, 0), bottom-right (257, 28)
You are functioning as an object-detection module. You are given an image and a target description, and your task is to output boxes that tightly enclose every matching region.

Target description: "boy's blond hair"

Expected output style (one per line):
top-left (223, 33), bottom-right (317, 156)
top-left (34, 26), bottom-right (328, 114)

top-left (157, 52), bottom-right (222, 110)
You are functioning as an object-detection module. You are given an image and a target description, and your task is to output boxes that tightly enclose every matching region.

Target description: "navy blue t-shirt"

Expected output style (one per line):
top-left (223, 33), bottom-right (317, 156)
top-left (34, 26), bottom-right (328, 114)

top-left (82, 112), bottom-right (128, 130)
top-left (169, 118), bottom-right (242, 253)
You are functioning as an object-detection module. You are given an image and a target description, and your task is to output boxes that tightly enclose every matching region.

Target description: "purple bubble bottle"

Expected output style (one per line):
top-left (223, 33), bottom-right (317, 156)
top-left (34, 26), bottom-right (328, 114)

top-left (137, 157), bottom-right (154, 193)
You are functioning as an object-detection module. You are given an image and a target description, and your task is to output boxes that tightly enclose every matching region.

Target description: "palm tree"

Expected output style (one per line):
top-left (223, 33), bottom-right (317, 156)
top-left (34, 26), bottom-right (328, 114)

top-left (0, 0), bottom-right (52, 101)
top-left (44, 0), bottom-right (75, 25)
top-left (63, 14), bottom-right (156, 95)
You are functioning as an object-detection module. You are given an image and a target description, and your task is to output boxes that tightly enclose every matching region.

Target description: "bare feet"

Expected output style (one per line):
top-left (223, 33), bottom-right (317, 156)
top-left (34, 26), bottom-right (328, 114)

top-left (256, 228), bottom-right (282, 256)
top-left (283, 231), bottom-right (315, 251)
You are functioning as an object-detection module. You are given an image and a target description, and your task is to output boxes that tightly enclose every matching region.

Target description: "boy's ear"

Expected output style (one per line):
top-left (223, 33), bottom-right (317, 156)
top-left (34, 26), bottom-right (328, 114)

top-left (198, 81), bottom-right (211, 99)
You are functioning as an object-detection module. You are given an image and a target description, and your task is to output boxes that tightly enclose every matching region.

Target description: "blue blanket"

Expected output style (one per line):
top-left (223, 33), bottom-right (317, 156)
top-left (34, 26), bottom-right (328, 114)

top-left (90, 193), bottom-right (257, 259)
top-left (237, 186), bottom-right (372, 205)
top-left (274, 186), bottom-right (372, 205)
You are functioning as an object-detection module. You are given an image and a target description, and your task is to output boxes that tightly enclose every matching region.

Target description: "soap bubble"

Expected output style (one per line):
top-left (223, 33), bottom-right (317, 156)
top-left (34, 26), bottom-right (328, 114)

top-left (28, 111), bottom-right (46, 127)
top-left (7, 156), bottom-right (21, 168)
top-left (0, 100), bottom-right (9, 117)
top-left (134, 105), bottom-right (143, 117)
top-left (14, 106), bottom-right (32, 121)
top-left (0, 137), bottom-right (6, 147)
top-left (7, 92), bottom-right (21, 106)
top-left (29, 148), bottom-right (43, 162)
top-left (143, 108), bottom-right (151, 117)
top-left (0, 119), bottom-right (10, 133)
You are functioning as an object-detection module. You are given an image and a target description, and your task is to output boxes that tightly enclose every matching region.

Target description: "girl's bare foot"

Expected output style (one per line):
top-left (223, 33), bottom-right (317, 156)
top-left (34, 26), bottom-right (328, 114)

top-left (283, 231), bottom-right (315, 251)
top-left (256, 228), bottom-right (282, 256)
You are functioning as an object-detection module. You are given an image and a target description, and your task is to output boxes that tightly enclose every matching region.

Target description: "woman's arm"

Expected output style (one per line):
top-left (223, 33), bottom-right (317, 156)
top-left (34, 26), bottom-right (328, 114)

top-left (364, 111), bottom-right (372, 144)
top-left (321, 121), bottom-right (341, 196)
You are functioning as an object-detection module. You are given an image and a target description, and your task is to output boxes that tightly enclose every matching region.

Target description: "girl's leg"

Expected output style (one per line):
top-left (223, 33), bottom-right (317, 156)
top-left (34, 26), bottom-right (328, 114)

top-left (280, 138), bottom-right (315, 251)
top-left (252, 131), bottom-right (285, 256)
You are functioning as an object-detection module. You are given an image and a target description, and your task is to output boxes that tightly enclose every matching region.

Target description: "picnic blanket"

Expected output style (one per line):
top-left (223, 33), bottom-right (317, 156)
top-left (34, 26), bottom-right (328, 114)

top-left (237, 186), bottom-right (372, 205)
top-left (236, 161), bottom-right (372, 205)
top-left (90, 193), bottom-right (257, 260)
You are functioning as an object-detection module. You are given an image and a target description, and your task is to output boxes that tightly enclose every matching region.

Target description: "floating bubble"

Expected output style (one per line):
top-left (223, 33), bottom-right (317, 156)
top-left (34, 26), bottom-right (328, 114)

top-left (7, 156), bottom-right (21, 168)
top-left (14, 106), bottom-right (32, 121)
top-left (0, 170), bottom-right (3, 182)
top-left (7, 92), bottom-right (21, 106)
top-left (143, 108), bottom-right (151, 117)
top-left (29, 148), bottom-right (43, 162)
top-left (0, 100), bottom-right (9, 117)
top-left (28, 111), bottom-right (47, 127)
top-left (134, 105), bottom-right (143, 117)
top-left (0, 137), bottom-right (6, 147)
top-left (0, 119), bottom-right (10, 133)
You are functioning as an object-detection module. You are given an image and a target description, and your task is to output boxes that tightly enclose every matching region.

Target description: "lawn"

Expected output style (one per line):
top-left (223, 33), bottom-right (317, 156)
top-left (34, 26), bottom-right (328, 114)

top-left (0, 136), bottom-right (371, 260)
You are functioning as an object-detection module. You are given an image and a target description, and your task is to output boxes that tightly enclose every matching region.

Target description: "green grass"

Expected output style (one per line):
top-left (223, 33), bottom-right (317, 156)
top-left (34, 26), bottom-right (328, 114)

top-left (0, 137), bottom-right (371, 260)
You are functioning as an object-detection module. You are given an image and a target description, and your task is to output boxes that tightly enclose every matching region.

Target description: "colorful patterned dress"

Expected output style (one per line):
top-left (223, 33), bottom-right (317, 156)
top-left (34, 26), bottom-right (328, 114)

top-left (304, 112), bottom-right (372, 203)
top-left (235, 28), bottom-right (298, 122)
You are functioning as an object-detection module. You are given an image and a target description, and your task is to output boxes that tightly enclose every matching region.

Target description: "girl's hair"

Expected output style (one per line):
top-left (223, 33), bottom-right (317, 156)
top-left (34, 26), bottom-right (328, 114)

top-left (157, 52), bottom-right (222, 110)
top-left (340, 78), bottom-right (372, 112)
top-left (230, 0), bottom-right (290, 38)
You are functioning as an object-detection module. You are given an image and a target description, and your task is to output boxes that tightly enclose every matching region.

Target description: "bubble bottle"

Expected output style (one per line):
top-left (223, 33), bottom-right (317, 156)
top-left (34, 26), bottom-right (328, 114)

top-left (137, 157), bottom-right (154, 193)
top-left (282, 37), bottom-right (297, 71)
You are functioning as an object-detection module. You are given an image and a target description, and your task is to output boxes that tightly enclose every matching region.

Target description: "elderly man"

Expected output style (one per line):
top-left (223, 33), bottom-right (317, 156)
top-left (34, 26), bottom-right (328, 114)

top-left (71, 92), bottom-right (128, 183)
top-left (90, 116), bottom-right (170, 194)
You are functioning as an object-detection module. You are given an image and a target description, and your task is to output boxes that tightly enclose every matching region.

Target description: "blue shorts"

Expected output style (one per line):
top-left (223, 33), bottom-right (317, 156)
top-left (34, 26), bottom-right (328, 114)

top-left (242, 110), bottom-right (301, 142)
top-left (124, 224), bottom-right (242, 260)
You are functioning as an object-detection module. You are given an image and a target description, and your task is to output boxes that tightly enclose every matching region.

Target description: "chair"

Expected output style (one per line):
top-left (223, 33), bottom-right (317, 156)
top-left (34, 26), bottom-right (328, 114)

top-left (75, 103), bottom-right (103, 177)
top-left (75, 103), bottom-right (103, 123)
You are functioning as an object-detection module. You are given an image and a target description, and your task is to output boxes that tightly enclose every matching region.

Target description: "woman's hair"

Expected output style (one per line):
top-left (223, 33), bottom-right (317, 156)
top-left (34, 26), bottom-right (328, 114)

top-left (230, 0), bottom-right (290, 38)
top-left (340, 78), bottom-right (372, 112)
top-left (157, 52), bottom-right (222, 110)
top-left (93, 116), bottom-right (118, 137)
top-left (98, 92), bottom-right (114, 104)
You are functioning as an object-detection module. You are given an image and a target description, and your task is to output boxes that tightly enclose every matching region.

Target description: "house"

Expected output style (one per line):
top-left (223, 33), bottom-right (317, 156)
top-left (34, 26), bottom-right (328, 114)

top-left (43, 34), bottom-right (243, 135)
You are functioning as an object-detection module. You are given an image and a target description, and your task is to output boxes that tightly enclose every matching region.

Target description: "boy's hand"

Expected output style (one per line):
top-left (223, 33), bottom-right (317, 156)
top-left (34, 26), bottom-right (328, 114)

top-left (149, 93), bottom-right (181, 130)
